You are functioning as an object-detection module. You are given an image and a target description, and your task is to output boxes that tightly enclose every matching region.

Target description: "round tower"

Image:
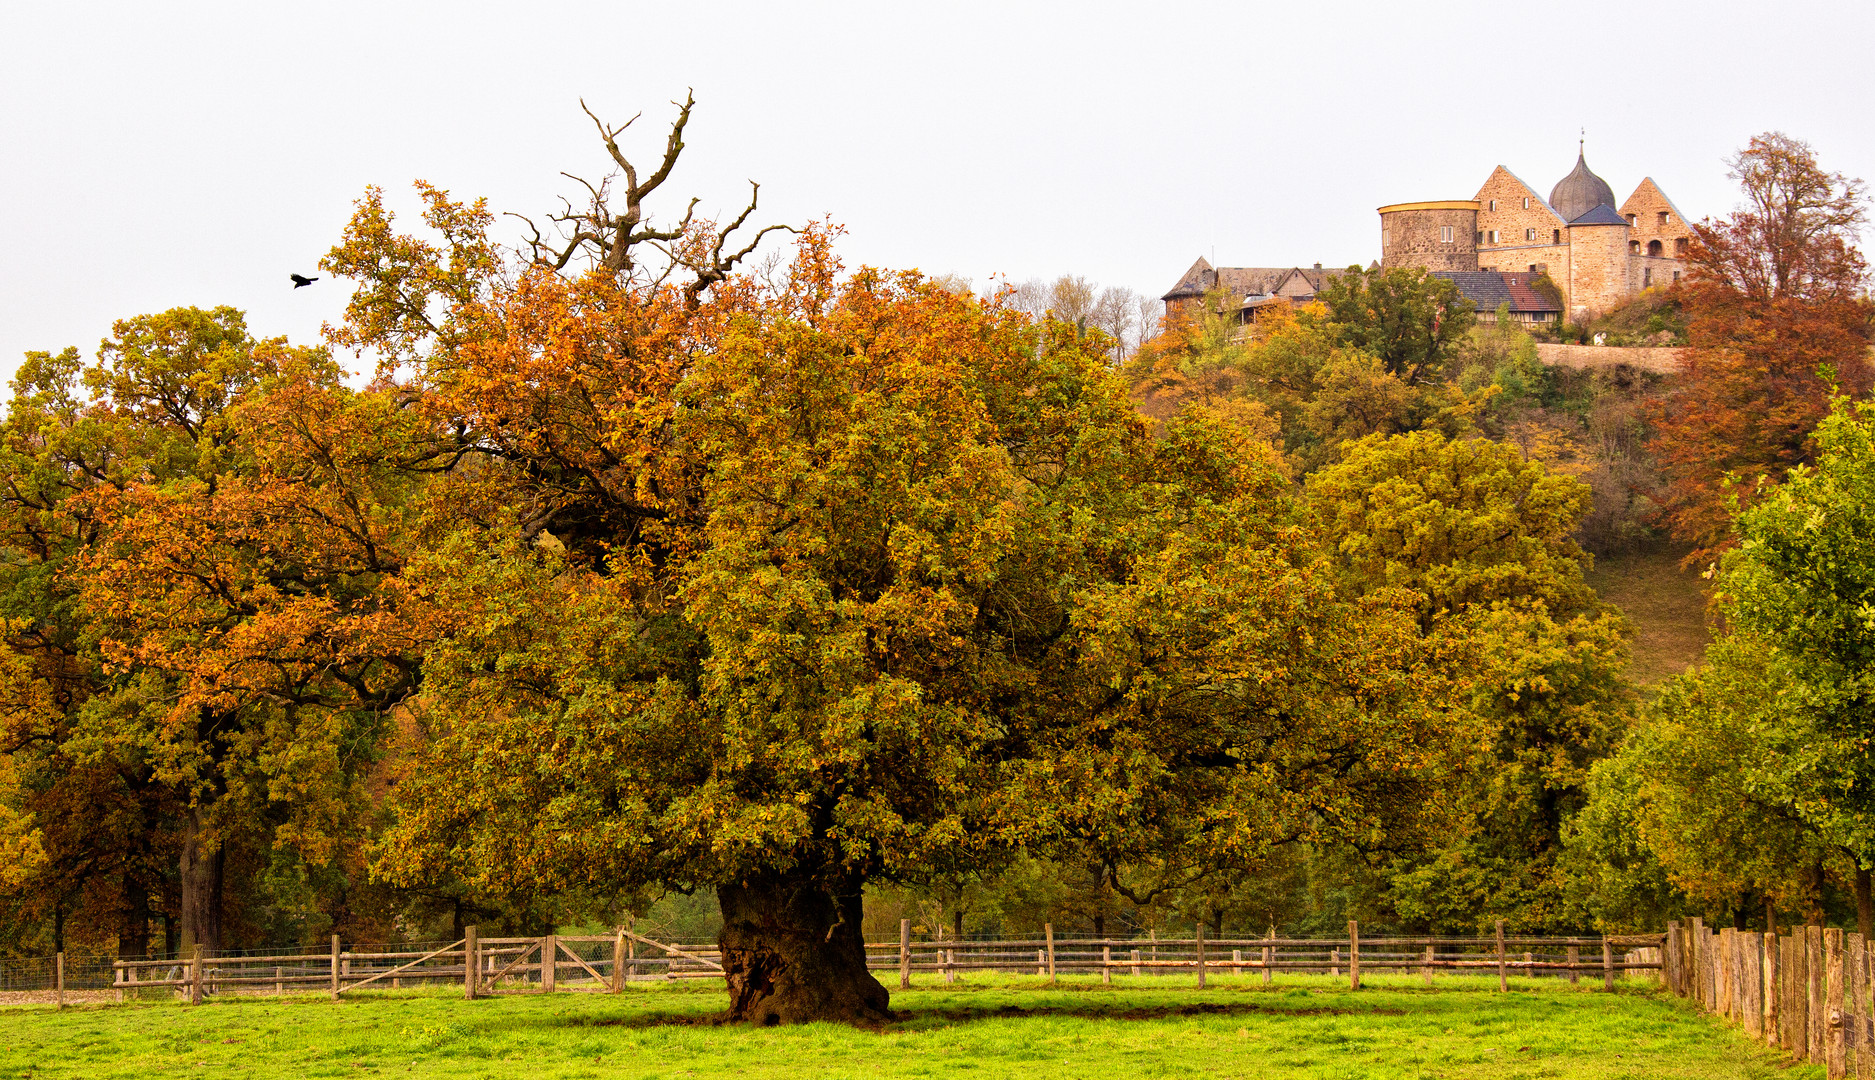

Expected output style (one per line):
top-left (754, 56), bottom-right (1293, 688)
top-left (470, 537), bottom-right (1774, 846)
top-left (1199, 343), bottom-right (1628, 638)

top-left (1564, 205), bottom-right (1632, 319)
top-left (1378, 201), bottom-right (1479, 271)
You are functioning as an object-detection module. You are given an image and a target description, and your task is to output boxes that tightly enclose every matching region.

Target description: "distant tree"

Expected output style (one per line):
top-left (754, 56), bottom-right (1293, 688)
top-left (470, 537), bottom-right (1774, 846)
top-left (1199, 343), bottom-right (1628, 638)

top-left (1644, 132), bottom-right (1873, 560)
top-left (1312, 265), bottom-right (1476, 386)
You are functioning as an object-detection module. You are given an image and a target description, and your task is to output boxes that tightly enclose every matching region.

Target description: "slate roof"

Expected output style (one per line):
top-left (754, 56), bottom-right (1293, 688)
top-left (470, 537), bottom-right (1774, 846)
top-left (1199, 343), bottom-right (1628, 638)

top-left (1162, 259), bottom-right (1347, 302)
top-left (1568, 204), bottom-right (1630, 226)
top-left (1430, 270), bottom-right (1562, 314)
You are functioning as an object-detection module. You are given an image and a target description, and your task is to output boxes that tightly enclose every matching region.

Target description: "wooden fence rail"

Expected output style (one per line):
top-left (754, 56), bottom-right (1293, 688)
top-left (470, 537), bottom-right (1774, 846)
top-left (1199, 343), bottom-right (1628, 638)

top-left (1660, 919), bottom-right (1875, 1079)
top-left (96, 918), bottom-right (1666, 1005)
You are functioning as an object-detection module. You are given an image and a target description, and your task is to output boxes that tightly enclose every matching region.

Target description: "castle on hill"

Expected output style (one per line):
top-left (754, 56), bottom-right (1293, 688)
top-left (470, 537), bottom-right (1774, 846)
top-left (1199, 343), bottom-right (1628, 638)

top-left (1164, 145), bottom-right (1694, 326)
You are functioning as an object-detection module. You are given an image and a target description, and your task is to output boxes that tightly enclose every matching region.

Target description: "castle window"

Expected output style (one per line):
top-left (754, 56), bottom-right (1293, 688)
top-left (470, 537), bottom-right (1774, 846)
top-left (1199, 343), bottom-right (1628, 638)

top-left (1648, 239), bottom-right (1663, 256)
top-left (1489, 230), bottom-right (1499, 244)
top-left (1673, 270), bottom-right (1681, 282)
top-left (1644, 268), bottom-right (1652, 287)
top-left (1382, 229), bottom-right (1389, 246)
top-left (1441, 226), bottom-right (1452, 243)
top-left (1658, 211), bottom-right (1669, 226)
top-left (1526, 228), bottom-right (1537, 241)
top-left (1523, 197), bottom-right (1530, 209)
top-left (1489, 200), bottom-right (1497, 211)
top-left (1553, 229), bottom-right (1561, 244)
top-left (1629, 240), bottom-right (1641, 254)
top-left (1675, 237), bottom-right (1688, 257)
top-left (1626, 214), bottom-right (1637, 226)
top-left (1475, 230), bottom-right (1483, 244)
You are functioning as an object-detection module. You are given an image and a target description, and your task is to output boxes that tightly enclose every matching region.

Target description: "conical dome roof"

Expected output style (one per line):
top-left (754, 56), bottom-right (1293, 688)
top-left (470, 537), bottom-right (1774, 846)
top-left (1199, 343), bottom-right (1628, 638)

top-left (1549, 150), bottom-right (1617, 224)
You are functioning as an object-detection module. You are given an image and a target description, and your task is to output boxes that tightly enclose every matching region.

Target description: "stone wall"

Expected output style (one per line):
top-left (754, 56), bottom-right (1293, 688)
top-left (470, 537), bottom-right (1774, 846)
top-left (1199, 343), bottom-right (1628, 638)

top-left (1565, 222), bottom-right (1631, 317)
top-left (1380, 204), bottom-right (1479, 271)
top-left (1536, 342), bottom-right (1682, 375)
top-left (1474, 166), bottom-right (1568, 257)
top-left (1478, 242), bottom-right (1570, 278)
top-left (1628, 254), bottom-right (1685, 293)
top-left (1619, 178), bottom-right (1693, 259)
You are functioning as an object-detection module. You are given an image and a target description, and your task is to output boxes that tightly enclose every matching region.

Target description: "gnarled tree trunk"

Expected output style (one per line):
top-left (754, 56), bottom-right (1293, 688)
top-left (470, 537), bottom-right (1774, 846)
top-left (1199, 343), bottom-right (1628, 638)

top-left (178, 813), bottom-right (224, 953)
top-left (718, 869), bottom-right (890, 1025)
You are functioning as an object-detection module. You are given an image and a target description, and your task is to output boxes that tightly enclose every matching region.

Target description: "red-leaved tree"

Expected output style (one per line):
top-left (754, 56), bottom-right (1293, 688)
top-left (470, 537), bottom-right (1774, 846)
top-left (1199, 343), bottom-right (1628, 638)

top-left (1646, 132), bottom-right (1873, 561)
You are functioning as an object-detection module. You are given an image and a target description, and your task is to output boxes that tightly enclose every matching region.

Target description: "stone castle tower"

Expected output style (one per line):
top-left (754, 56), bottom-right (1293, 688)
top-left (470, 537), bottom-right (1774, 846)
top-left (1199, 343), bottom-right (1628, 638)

top-left (1378, 146), bottom-right (1692, 319)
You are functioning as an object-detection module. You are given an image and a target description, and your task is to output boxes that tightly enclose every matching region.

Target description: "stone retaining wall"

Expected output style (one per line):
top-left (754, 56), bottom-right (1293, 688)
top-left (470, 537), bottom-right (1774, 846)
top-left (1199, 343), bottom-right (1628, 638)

top-left (1535, 343), bottom-right (1682, 376)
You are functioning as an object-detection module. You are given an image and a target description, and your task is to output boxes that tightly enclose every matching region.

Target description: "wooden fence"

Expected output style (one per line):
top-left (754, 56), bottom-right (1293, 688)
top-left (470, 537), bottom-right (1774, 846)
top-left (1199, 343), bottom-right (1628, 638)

top-left (88, 918), bottom-right (1663, 1005)
top-left (1663, 919), bottom-right (1875, 1079)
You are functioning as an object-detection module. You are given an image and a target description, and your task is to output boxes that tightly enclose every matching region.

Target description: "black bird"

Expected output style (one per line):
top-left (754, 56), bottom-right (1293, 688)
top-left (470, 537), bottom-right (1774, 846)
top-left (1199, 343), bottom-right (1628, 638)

top-left (290, 273), bottom-right (318, 288)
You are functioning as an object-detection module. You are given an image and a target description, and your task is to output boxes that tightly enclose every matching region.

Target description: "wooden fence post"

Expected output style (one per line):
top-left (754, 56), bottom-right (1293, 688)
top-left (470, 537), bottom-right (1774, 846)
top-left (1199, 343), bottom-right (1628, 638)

top-left (1495, 920), bottom-right (1507, 993)
top-left (1131, 948), bottom-right (1140, 978)
top-left (1263, 928), bottom-right (1273, 987)
top-left (1742, 932), bottom-right (1761, 1038)
top-left (1330, 947), bottom-right (1339, 979)
top-left (1664, 921), bottom-right (1680, 995)
top-left (193, 943), bottom-right (205, 1005)
top-left (1602, 936), bottom-right (1614, 991)
top-left (1790, 932), bottom-right (1808, 1059)
top-left (1764, 930), bottom-right (1780, 1048)
top-left (1567, 944), bottom-right (1579, 986)
top-left (463, 925), bottom-right (478, 1001)
top-left (611, 929), bottom-right (625, 993)
top-left (1195, 923), bottom-right (1205, 990)
top-left (1844, 933), bottom-right (1863, 1069)
top-left (1719, 928), bottom-right (1734, 1017)
top-left (1035, 949), bottom-right (1044, 977)
top-left (1829, 928), bottom-right (1847, 1078)
top-left (55, 952), bottom-right (63, 1010)
top-left (1811, 926), bottom-right (1828, 1064)
top-left (1102, 945), bottom-right (1111, 985)
top-left (1348, 920), bottom-right (1360, 991)
top-left (902, 919), bottom-right (914, 989)
top-left (114, 962), bottom-right (123, 1004)
top-left (1423, 944), bottom-right (1433, 988)
top-left (329, 935), bottom-right (340, 1000)
top-left (1853, 932), bottom-right (1872, 1078)
top-left (1691, 918), bottom-right (1706, 1008)
top-left (542, 933), bottom-right (557, 993)
top-left (1232, 949), bottom-right (1242, 977)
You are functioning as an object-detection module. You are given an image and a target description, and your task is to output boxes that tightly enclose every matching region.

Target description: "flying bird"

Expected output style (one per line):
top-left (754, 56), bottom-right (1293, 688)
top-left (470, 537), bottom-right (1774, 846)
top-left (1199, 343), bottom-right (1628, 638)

top-left (290, 273), bottom-right (318, 288)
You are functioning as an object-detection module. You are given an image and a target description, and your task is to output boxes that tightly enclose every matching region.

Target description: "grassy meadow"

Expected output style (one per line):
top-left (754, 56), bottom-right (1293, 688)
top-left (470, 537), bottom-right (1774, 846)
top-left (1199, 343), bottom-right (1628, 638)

top-left (1583, 546), bottom-right (1710, 687)
top-left (0, 974), bottom-right (1808, 1080)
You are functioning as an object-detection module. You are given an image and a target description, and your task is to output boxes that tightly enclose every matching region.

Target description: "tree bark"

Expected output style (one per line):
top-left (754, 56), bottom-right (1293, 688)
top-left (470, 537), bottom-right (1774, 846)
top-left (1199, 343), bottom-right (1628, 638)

top-left (717, 869), bottom-right (890, 1025)
top-left (1856, 865), bottom-right (1873, 942)
top-left (119, 874), bottom-right (150, 960)
top-left (178, 813), bottom-right (224, 954)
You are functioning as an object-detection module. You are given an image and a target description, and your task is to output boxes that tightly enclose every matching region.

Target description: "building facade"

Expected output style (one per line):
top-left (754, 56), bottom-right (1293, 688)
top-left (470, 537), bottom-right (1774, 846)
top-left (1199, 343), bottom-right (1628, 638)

top-left (1166, 147), bottom-right (1693, 327)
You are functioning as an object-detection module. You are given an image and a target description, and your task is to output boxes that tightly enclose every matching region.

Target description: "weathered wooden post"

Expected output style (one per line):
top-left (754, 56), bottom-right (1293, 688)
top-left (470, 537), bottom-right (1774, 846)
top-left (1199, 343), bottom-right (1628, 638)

top-left (1423, 944), bottom-right (1434, 988)
top-left (611, 929), bottom-right (626, 993)
top-left (114, 961), bottom-right (124, 1004)
top-left (1195, 923), bottom-right (1205, 990)
top-left (1741, 932), bottom-right (1761, 1038)
top-left (1131, 948), bottom-right (1141, 978)
top-left (463, 925), bottom-right (478, 1001)
top-left (55, 952), bottom-right (64, 1010)
top-left (1664, 921), bottom-right (1681, 996)
top-left (275, 966), bottom-right (284, 996)
top-left (329, 935), bottom-right (340, 1000)
top-left (1850, 932), bottom-right (1870, 1076)
top-left (1764, 929), bottom-right (1780, 1048)
top-left (1567, 944), bottom-right (1580, 985)
top-left (1044, 923), bottom-right (1055, 985)
top-left (1602, 936), bottom-right (1614, 991)
top-left (542, 933), bottom-right (557, 993)
top-left (1264, 927), bottom-right (1274, 987)
top-left (1330, 947), bottom-right (1339, 979)
top-left (902, 919), bottom-right (914, 989)
top-left (1232, 949), bottom-right (1242, 978)
top-left (194, 943), bottom-right (206, 1005)
top-left (1348, 921), bottom-right (1360, 991)
top-left (1102, 945), bottom-right (1111, 986)
top-left (1828, 928), bottom-right (1847, 1079)
top-left (1814, 926), bottom-right (1829, 1064)
top-left (1495, 920), bottom-right (1508, 993)
top-left (1691, 918), bottom-right (1707, 1008)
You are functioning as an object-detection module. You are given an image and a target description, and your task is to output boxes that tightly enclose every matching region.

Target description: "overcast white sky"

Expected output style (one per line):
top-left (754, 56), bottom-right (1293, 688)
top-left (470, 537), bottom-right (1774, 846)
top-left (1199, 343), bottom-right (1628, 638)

top-left (3, 0), bottom-right (1870, 385)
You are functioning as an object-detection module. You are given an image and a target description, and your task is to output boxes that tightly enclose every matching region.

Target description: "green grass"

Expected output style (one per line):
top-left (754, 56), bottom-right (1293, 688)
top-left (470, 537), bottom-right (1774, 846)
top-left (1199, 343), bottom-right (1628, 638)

top-left (0, 973), bottom-right (1809, 1079)
top-left (1585, 546), bottom-right (1710, 687)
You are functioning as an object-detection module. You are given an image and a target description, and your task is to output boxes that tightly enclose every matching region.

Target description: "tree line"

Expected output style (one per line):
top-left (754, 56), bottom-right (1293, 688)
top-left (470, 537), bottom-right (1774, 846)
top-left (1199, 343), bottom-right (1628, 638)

top-left (0, 107), bottom-right (1866, 1024)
